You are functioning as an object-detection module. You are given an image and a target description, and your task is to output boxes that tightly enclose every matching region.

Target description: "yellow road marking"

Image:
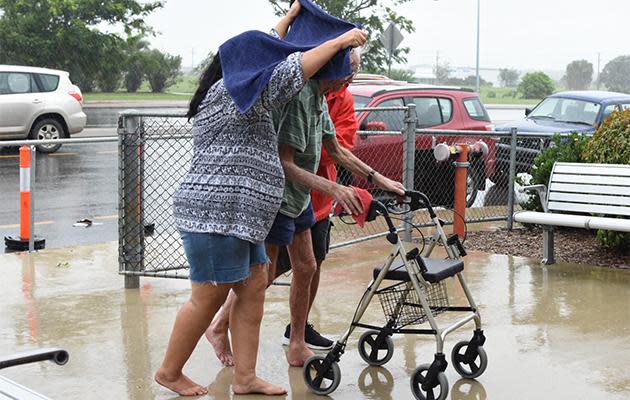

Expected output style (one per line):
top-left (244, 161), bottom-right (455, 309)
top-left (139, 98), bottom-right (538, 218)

top-left (0, 220), bottom-right (55, 229)
top-left (48, 152), bottom-right (78, 157)
top-left (97, 150), bottom-right (118, 155)
top-left (0, 155), bottom-right (19, 159)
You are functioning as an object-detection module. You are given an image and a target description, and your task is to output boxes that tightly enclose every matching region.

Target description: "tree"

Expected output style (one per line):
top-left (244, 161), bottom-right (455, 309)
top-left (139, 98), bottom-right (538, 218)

top-left (0, 0), bottom-right (162, 91)
top-left (433, 62), bottom-right (451, 84)
top-left (124, 37), bottom-right (151, 92)
top-left (499, 68), bottom-right (519, 87)
top-left (145, 50), bottom-right (182, 93)
top-left (389, 68), bottom-right (415, 82)
top-left (599, 55), bottom-right (630, 93)
top-left (518, 72), bottom-right (554, 99)
top-left (194, 51), bottom-right (216, 75)
top-left (268, 0), bottom-right (416, 74)
top-left (564, 59), bottom-right (593, 90)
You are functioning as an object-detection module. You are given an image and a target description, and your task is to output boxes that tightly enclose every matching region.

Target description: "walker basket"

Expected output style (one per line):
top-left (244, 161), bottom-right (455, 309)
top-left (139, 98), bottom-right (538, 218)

top-left (376, 280), bottom-right (449, 328)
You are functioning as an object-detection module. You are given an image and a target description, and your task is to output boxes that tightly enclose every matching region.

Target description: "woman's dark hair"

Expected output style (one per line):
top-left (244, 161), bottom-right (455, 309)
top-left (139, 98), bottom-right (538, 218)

top-left (187, 53), bottom-right (223, 120)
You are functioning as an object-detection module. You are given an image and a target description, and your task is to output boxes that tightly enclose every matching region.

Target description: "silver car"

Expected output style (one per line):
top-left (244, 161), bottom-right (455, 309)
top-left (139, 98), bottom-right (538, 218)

top-left (0, 65), bottom-right (87, 153)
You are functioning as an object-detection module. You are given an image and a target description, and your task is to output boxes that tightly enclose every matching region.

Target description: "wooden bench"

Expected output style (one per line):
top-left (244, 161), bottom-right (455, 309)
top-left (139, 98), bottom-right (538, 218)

top-left (513, 162), bottom-right (630, 264)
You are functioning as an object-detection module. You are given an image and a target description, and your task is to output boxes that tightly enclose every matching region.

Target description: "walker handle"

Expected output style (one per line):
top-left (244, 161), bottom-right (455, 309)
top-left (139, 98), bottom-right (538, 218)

top-left (405, 190), bottom-right (436, 218)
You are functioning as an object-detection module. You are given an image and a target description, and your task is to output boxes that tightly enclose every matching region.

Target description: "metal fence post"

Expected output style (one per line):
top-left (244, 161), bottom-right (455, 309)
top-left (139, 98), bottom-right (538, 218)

top-left (403, 104), bottom-right (417, 242)
top-left (119, 113), bottom-right (143, 289)
top-left (506, 127), bottom-right (518, 230)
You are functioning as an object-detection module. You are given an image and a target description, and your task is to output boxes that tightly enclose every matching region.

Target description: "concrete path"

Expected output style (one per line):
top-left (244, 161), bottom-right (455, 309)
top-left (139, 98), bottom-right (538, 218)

top-left (1, 241), bottom-right (629, 399)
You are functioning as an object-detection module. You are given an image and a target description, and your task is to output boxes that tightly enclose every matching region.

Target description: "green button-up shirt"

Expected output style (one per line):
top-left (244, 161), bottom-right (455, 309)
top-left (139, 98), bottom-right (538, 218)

top-left (272, 80), bottom-right (336, 218)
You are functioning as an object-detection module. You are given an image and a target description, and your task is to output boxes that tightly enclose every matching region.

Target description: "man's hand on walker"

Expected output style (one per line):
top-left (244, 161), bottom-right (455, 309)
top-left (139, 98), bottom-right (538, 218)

top-left (374, 173), bottom-right (406, 197)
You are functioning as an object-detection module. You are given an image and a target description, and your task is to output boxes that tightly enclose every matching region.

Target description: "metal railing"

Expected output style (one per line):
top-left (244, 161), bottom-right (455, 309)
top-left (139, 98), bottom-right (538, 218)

top-left (116, 107), bottom-right (553, 284)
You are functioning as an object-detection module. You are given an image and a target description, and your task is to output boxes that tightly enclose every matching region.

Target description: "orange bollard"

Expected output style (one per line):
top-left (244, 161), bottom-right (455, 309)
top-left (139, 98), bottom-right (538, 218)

top-left (453, 145), bottom-right (470, 238)
top-left (19, 145), bottom-right (31, 240)
top-left (4, 146), bottom-right (45, 251)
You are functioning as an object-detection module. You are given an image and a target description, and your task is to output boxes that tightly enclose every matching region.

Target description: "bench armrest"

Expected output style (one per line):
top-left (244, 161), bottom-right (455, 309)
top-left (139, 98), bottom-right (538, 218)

top-left (519, 184), bottom-right (549, 212)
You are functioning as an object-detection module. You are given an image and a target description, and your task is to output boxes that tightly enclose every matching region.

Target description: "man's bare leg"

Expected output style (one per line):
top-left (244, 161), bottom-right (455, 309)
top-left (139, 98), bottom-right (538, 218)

top-left (206, 245), bottom-right (280, 365)
top-left (206, 293), bottom-right (235, 366)
top-left (155, 282), bottom-right (231, 396)
top-left (230, 264), bottom-right (287, 395)
top-left (286, 229), bottom-right (317, 367)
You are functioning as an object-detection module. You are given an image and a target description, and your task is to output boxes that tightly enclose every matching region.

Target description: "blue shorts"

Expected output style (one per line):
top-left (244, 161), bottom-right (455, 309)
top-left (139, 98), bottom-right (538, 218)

top-left (180, 231), bottom-right (269, 284)
top-left (265, 204), bottom-right (316, 247)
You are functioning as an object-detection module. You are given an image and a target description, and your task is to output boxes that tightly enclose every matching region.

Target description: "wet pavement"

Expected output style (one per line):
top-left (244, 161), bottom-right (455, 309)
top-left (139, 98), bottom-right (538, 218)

top-left (1, 239), bottom-right (629, 400)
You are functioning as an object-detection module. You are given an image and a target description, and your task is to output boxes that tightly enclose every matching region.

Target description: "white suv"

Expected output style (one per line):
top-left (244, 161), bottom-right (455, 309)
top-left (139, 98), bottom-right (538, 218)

top-left (0, 65), bottom-right (87, 153)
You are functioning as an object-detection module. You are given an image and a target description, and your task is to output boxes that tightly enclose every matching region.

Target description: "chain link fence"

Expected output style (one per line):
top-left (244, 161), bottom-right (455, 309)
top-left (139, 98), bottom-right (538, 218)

top-left (118, 108), bottom-right (546, 282)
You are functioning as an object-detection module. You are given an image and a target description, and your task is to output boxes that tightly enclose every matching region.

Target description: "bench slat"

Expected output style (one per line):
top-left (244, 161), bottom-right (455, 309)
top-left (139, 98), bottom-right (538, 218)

top-left (548, 201), bottom-right (630, 217)
top-left (554, 163), bottom-right (630, 177)
top-left (551, 174), bottom-right (630, 186)
top-left (548, 192), bottom-right (630, 207)
top-left (549, 182), bottom-right (630, 196)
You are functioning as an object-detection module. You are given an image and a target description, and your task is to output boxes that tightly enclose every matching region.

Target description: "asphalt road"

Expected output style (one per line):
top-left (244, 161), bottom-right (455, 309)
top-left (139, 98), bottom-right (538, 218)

top-left (0, 141), bottom-right (118, 251)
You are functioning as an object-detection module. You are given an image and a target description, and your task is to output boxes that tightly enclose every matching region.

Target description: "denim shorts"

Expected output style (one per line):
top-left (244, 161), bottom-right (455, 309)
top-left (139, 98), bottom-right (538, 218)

top-left (265, 204), bottom-right (316, 247)
top-left (180, 231), bottom-right (269, 284)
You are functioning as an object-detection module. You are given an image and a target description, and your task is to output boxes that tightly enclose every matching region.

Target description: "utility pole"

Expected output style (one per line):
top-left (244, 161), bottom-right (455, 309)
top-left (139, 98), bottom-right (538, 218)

top-left (475, 0), bottom-right (481, 93)
top-left (191, 48), bottom-right (195, 71)
top-left (596, 52), bottom-right (601, 90)
top-left (435, 50), bottom-right (440, 84)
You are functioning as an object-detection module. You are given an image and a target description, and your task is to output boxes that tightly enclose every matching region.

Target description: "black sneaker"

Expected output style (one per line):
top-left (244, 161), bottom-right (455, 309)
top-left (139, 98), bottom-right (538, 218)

top-left (282, 322), bottom-right (334, 350)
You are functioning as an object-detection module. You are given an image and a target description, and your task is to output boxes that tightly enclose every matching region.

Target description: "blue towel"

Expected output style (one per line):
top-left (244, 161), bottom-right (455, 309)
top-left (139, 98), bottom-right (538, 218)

top-left (219, 0), bottom-right (356, 113)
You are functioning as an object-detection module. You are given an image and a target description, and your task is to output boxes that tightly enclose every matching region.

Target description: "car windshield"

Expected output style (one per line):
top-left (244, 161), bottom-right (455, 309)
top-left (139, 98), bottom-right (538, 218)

top-left (529, 97), bottom-right (601, 125)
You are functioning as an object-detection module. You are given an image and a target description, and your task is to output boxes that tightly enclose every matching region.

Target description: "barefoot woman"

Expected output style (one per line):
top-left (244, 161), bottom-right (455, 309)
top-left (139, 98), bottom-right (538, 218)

top-left (154, 1), bottom-right (367, 396)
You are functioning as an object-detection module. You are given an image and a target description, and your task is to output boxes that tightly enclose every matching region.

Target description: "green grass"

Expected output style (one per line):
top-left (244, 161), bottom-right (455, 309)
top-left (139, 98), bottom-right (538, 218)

top-left (84, 74), bottom-right (199, 102)
top-left (84, 91), bottom-right (191, 102)
top-left (479, 86), bottom-right (541, 105)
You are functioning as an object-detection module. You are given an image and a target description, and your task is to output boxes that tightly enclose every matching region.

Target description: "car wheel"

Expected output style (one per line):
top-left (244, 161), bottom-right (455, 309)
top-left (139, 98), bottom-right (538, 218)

top-left (30, 118), bottom-right (65, 153)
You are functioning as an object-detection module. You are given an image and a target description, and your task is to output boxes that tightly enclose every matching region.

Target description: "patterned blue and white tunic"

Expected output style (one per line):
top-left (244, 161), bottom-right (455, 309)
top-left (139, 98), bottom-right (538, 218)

top-left (173, 52), bottom-right (306, 243)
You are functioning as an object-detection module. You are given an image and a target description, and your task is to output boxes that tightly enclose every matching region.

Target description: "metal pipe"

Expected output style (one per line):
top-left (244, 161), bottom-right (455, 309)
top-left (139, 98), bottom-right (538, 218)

top-left (0, 137), bottom-right (118, 148)
top-left (507, 127), bottom-right (518, 230)
top-left (403, 104), bottom-right (417, 242)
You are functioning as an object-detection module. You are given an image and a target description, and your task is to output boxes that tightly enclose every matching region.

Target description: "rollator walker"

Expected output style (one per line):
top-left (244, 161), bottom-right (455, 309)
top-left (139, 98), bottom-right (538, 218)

top-left (303, 190), bottom-right (487, 400)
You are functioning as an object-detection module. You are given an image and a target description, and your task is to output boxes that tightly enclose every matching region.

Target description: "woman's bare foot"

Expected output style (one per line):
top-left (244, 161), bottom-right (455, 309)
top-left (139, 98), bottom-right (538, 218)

top-left (155, 368), bottom-right (208, 396)
top-left (287, 343), bottom-right (314, 367)
top-left (233, 376), bottom-right (288, 396)
top-left (205, 323), bottom-right (234, 366)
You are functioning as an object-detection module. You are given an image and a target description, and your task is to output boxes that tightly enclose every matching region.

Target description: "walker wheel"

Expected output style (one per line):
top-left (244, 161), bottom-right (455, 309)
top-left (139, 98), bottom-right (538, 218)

top-left (357, 330), bottom-right (395, 366)
top-left (451, 341), bottom-right (488, 379)
top-left (410, 363), bottom-right (449, 400)
top-left (303, 355), bottom-right (341, 396)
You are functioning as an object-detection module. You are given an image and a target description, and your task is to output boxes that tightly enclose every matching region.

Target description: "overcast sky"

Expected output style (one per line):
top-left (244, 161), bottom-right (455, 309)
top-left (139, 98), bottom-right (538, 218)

top-left (145, 0), bottom-right (629, 74)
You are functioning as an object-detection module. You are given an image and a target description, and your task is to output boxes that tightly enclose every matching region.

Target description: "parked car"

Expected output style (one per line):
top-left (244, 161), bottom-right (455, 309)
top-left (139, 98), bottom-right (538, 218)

top-left (345, 79), bottom-right (495, 207)
top-left (494, 90), bottom-right (630, 184)
top-left (0, 65), bottom-right (86, 153)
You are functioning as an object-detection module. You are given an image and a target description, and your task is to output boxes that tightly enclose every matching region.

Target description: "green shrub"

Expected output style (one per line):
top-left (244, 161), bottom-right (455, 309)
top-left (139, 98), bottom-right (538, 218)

top-left (487, 91), bottom-right (496, 98)
top-left (518, 133), bottom-right (590, 212)
top-left (518, 72), bottom-right (555, 99)
top-left (582, 109), bottom-right (630, 253)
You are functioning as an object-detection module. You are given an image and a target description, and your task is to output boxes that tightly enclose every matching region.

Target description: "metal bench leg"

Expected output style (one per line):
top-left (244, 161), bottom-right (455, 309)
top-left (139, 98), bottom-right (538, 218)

top-left (542, 227), bottom-right (555, 265)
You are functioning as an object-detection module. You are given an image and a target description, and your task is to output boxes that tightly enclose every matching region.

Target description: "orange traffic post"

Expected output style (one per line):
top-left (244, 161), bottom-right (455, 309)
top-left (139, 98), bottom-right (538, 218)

top-left (4, 146), bottom-right (45, 251)
top-left (452, 145), bottom-right (470, 239)
top-left (19, 145), bottom-right (31, 240)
